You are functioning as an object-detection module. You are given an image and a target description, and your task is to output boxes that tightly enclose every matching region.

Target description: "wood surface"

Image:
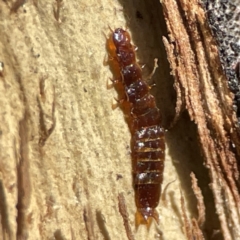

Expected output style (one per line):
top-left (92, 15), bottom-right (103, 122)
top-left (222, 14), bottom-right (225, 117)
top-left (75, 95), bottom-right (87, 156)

top-left (0, 0), bottom-right (238, 239)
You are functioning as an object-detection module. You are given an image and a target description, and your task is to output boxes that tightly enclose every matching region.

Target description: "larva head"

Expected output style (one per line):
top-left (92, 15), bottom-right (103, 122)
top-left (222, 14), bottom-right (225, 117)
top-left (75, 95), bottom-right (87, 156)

top-left (112, 28), bottom-right (131, 47)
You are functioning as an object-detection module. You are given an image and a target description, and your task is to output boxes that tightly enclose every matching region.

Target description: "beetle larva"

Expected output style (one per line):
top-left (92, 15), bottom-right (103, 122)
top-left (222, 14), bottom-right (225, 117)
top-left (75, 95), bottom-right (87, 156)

top-left (106, 28), bottom-right (165, 226)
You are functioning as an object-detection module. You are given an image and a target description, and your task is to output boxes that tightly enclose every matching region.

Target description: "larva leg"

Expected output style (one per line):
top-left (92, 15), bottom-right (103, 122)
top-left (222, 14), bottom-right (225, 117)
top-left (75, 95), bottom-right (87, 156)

top-left (146, 58), bottom-right (158, 81)
top-left (104, 54), bottom-right (118, 66)
top-left (103, 54), bottom-right (109, 66)
top-left (112, 97), bottom-right (125, 110)
top-left (106, 77), bottom-right (121, 89)
top-left (148, 84), bottom-right (156, 91)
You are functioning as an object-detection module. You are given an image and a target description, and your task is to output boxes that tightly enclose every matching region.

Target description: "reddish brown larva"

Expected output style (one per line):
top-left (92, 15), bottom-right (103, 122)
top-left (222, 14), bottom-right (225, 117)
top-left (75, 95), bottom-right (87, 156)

top-left (106, 28), bottom-right (165, 226)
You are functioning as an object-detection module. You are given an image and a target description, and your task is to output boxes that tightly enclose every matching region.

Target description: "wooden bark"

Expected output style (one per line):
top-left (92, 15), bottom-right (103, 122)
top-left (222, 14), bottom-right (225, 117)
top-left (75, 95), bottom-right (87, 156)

top-left (0, 0), bottom-right (238, 239)
top-left (161, 0), bottom-right (240, 239)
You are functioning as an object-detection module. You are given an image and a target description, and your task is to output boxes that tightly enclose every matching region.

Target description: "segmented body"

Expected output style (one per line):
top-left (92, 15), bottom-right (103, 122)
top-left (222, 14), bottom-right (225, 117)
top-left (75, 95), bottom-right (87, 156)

top-left (107, 28), bottom-right (165, 225)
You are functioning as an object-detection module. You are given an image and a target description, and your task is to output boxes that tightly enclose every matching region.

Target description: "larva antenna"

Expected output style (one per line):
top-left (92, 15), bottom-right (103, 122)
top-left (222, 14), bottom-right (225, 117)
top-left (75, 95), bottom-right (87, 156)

top-left (108, 25), bottom-right (114, 33)
top-left (102, 25), bottom-right (114, 41)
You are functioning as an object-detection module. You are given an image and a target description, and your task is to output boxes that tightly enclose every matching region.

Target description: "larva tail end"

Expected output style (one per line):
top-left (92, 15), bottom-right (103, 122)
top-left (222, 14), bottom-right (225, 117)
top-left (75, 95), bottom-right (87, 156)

top-left (135, 208), bottom-right (159, 229)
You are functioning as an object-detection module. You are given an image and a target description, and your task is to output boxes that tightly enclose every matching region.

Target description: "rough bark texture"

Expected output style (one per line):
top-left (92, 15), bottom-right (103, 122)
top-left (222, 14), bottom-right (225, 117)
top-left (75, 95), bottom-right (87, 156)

top-left (0, 0), bottom-right (238, 239)
top-left (162, 0), bottom-right (240, 239)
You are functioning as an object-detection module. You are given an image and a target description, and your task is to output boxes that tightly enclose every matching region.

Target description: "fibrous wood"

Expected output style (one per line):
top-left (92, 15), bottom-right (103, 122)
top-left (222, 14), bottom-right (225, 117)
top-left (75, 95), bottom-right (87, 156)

top-left (162, 0), bottom-right (240, 239)
top-left (1, 0), bottom-right (239, 239)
